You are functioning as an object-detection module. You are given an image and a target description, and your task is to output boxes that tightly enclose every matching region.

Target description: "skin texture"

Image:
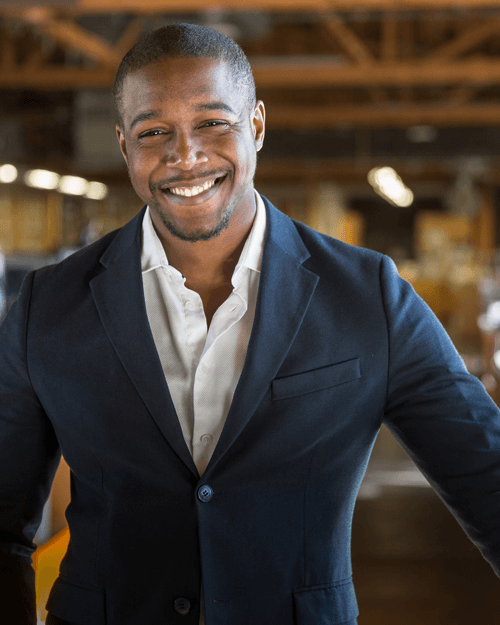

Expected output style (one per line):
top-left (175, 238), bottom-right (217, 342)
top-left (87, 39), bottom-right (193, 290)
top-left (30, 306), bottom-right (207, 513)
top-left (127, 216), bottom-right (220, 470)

top-left (116, 56), bottom-right (265, 324)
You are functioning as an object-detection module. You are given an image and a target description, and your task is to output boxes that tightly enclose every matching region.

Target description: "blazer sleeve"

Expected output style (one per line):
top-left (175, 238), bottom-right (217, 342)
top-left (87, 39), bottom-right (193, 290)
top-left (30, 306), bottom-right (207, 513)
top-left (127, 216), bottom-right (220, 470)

top-left (380, 255), bottom-right (500, 577)
top-left (0, 271), bottom-right (61, 625)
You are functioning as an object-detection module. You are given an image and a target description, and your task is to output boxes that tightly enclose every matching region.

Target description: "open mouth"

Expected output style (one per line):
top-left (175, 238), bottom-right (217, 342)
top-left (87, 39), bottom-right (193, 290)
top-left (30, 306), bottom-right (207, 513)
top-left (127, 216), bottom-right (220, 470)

top-left (166, 176), bottom-right (225, 198)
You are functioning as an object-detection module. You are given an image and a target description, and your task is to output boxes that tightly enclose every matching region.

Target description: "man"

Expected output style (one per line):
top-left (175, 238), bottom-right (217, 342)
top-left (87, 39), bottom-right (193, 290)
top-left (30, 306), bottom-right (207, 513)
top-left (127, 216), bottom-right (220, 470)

top-left (1, 23), bottom-right (499, 625)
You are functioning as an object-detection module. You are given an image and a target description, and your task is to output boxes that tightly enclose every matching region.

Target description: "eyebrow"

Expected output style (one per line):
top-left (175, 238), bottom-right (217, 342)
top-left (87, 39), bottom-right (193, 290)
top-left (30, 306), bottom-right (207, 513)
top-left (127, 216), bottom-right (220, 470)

top-left (129, 109), bottom-right (162, 132)
top-left (195, 102), bottom-right (236, 114)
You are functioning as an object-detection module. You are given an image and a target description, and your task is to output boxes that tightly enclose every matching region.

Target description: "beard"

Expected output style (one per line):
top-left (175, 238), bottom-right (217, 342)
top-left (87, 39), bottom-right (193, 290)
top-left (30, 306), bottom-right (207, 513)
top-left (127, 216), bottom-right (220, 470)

top-left (150, 197), bottom-right (234, 243)
top-left (146, 167), bottom-right (256, 243)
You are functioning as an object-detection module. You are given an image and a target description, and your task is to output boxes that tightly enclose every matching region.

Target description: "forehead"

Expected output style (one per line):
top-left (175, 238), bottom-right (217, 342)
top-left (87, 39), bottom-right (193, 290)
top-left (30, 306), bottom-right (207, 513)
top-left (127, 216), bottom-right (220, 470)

top-left (120, 57), bottom-right (244, 123)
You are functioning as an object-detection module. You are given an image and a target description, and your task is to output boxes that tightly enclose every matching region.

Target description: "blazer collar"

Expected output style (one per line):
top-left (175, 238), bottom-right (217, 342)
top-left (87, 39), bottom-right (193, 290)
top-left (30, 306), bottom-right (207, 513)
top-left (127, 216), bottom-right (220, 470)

top-left (91, 196), bottom-right (318, 478)
top-left (205, 196), bottom-right (319, 475)
top-left (261, 195), bottom-right (311, 265)
top-left (90, 205), bottom-right (198, 476)
top-left (98, 206), bottom-right (146, 270)
top-left (97, 197), bottom-right (311, 269)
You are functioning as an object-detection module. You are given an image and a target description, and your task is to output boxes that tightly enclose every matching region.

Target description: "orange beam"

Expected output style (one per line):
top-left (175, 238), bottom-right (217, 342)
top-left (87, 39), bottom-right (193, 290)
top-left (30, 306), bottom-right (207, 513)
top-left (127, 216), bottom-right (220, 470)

top-left (266, 102), bottom-right (500, 128)
top-left (0, 0), bottom-right (499, 14)
top-left (320, 11), bottom-right (375, 64)
top-left (4, 57), bottom-right (500, 91)
top-left (428, 18), bottom-right (500, 61)
top-left (252, 57), bottom-right (500, 88)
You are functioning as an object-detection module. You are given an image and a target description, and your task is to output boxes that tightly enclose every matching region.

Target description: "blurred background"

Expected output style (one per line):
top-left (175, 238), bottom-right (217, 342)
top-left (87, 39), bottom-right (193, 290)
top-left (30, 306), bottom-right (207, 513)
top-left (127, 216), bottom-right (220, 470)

top-left (1, 0), bottom-right (500, 622)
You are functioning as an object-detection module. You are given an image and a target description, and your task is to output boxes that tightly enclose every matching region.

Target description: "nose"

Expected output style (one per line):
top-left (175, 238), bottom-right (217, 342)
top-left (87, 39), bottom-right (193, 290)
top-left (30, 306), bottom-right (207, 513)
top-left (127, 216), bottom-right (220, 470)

top-left (166, 132), bottom-right (208, 170)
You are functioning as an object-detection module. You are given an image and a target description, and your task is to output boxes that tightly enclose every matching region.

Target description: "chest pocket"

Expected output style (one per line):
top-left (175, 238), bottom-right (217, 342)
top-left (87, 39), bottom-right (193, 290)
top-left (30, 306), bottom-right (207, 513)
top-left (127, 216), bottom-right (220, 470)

top-left (272, 358), bottom-right (360, 401)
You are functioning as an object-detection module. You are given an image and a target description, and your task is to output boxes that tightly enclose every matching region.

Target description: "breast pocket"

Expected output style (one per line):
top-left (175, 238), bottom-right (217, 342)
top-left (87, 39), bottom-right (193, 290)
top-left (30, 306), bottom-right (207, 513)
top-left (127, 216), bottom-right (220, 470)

top-left (272, 358), bottom-right (361, 401)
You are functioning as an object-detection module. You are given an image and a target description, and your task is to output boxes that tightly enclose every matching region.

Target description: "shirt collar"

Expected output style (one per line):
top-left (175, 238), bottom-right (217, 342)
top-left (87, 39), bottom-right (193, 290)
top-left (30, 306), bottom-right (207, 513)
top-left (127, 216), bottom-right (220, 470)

top-left (141, 191), bottom-right (267, 277)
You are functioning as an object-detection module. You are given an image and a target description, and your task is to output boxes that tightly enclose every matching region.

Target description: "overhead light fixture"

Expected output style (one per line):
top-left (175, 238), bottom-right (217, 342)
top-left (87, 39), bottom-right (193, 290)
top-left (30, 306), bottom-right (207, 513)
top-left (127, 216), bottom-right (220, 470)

top-left (478, 301), bottom-right (500, 333)
top-left (25, 169), bottom-right (60, 190)
top-left (59, 175), bottom-right (89, 196)
top-left (0, 164), bottom-right (18, 183)
top-left (85, 181), bottom-right (108, 201)
top-left (368, 166), bottom-right (414, 207)
top-left (494, 350), bottom-right (500, 373)
top-left (18, 167), bottom-right (108, 200)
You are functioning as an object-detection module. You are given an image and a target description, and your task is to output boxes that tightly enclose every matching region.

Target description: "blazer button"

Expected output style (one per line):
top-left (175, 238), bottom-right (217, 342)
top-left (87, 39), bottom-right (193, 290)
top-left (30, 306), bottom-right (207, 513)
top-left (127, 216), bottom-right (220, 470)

top-left (197, 484), bottom-right (213, 502)
top-left (174, 597), bottom-right (191, 615)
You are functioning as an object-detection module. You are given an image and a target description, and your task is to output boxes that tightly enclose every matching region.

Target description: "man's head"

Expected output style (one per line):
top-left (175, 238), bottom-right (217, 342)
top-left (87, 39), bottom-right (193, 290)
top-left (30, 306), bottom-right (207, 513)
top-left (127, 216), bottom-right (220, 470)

top-left (113, 23), bottom-right (256, 130)
top-left (114, 24), bottom-right (265, 244)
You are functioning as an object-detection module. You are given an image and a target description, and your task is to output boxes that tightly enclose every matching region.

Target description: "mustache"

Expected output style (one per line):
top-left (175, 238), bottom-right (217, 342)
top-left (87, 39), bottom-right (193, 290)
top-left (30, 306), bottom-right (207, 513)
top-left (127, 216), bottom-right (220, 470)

top-left (149, 170), bottom-right (227, 192)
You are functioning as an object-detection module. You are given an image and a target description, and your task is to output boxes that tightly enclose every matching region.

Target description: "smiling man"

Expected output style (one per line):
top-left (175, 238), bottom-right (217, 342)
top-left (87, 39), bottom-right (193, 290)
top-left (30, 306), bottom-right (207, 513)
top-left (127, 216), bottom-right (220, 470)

top-left (117, 56), bottom-right (263, 244)
top-left (1, 23), bottom-right (500, 625)
top-left (115, 49), bottom-right (265, 327)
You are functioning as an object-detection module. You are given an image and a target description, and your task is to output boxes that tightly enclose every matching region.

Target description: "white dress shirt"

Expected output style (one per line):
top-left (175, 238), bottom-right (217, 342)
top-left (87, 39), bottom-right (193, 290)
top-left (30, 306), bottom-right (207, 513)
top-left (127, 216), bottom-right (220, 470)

top-left (141, 192), bottom-right (266, 477)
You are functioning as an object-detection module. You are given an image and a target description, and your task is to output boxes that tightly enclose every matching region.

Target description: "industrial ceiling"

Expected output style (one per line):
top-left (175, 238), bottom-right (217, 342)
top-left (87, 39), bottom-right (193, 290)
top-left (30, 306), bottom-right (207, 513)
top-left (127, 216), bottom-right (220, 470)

top-left (2, 0), bottom-right (500, 180)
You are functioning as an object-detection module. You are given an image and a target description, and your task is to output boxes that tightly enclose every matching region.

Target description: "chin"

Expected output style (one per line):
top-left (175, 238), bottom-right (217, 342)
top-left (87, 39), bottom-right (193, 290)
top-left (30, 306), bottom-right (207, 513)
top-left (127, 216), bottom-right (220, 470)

top-left (156, 206), bottom-right (233, 243)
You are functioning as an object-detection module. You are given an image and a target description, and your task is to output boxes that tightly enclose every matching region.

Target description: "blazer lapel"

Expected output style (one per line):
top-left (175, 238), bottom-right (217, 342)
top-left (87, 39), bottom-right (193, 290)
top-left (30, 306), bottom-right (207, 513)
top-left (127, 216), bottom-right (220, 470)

top-left (90, 209), bottom-right (198, 477)
top-left (206, 198), bottom-right (319, 474)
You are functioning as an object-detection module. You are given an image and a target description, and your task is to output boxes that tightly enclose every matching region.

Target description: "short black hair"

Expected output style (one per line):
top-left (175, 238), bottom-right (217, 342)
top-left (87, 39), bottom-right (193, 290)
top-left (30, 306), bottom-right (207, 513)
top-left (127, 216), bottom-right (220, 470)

top-left (113, 23), bottom-right (256, 127)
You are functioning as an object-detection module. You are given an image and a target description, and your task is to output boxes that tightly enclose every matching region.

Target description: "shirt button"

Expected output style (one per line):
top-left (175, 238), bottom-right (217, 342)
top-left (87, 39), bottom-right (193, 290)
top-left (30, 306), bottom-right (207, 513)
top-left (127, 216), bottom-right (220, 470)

top-left (197, 485), bottom-right (213, 502)
top-left (201, 434), bottom-right (213, 444)
top-left (200, 363), bottom-right (209, 373)
top-left (185, 301), bottom-right (194, 311)
top-left (174, 597), bottom-right (191, 615)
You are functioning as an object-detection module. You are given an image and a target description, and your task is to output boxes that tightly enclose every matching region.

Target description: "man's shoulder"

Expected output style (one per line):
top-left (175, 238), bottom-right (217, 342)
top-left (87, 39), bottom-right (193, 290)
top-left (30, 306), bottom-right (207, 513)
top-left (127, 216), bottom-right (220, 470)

top-left (263, 196), bottom-right (382, 267)
top-left (294, 220), bottom-right (389, 298)
top-left (38, 210), bottom-right (143, 280)
top-left (31, 209), bottom-right (144, 297)
top-left (271, 207), bottom-right (384, 273)
top-left (293, 217), bottom-right (380, 262)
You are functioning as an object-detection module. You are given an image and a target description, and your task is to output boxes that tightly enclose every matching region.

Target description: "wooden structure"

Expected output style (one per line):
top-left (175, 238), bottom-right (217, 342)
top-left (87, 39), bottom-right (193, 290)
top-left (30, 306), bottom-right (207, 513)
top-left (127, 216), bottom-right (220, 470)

top-left (2, 1), bottom-right (500, 128)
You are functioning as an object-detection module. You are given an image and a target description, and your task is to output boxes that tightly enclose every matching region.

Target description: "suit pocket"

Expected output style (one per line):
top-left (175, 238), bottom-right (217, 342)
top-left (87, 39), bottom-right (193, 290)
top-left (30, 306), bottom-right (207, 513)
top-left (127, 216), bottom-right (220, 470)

top-left (293, 578), bottom-right (359, 624)
top-left (272, 358), bottom-right (360, 401)
top-left (46, 576), bottom-right (106, 625)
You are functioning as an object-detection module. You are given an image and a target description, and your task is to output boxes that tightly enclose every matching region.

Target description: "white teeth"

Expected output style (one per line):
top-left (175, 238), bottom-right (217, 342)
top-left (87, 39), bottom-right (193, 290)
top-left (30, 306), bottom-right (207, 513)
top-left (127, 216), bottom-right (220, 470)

top-left (169, 178), bottom-right (217, 197)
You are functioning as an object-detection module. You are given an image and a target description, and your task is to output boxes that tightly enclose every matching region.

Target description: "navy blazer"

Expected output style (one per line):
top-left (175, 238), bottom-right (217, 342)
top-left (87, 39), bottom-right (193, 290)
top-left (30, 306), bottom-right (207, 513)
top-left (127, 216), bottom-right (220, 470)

top-left (1, 198), bottom-right (500, 625)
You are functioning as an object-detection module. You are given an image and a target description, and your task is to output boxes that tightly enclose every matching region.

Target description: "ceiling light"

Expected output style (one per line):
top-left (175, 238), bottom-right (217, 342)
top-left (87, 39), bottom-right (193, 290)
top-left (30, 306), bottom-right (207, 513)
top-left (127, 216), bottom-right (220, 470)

top-left (487, 301), bottom-right (500, 327)
top-left (59, 175), bottom-right (89, 196)
top-left (85, 181), bottom-right (108, 201)
top-left (368, 167), bottom-right (414, 207)
top-left (25, 169), bottom-right (60, 190)
top-left (0, 164), bottom-right (18, 183)
top-left (494, 350), bottom-right (500, 372)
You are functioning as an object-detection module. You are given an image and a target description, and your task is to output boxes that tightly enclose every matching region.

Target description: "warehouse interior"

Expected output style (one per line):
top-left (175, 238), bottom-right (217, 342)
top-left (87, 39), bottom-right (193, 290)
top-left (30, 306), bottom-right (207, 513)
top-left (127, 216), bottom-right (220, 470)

top-left (1, 0), bottom-right (500, 622)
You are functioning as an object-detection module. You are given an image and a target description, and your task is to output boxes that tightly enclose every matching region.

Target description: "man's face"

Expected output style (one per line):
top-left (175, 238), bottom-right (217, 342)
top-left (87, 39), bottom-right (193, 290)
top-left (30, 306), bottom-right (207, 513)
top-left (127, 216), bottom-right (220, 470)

top-left (116, 57), bottom-right (265, 242)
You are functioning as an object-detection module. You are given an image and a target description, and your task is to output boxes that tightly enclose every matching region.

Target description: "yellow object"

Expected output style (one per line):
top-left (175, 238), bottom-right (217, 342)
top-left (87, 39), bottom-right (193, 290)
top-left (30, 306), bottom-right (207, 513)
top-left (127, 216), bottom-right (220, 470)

top-left (33, 527), bottom-right (70, 622)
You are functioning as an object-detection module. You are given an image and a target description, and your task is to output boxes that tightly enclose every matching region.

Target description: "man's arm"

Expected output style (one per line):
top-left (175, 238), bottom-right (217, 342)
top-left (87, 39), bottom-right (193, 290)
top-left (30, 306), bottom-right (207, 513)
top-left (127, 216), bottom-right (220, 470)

top-left (380, 255), bottom-right (500, 577)
top-left (0, 272), bottom-right (61, 624)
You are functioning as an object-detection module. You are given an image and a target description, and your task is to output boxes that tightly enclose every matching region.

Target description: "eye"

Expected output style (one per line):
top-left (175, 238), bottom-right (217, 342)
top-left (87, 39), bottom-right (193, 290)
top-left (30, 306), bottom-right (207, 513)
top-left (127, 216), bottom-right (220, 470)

top-left (201, 120), bottom-right (229, 128)
top-left (139, 129), bottom-right (166, 138)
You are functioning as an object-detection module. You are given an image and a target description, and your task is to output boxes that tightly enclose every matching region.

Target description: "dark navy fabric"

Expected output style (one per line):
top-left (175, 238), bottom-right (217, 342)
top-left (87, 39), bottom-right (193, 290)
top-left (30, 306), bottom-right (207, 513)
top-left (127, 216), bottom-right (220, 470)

top-left (1, 198), bottom-right (499, 625)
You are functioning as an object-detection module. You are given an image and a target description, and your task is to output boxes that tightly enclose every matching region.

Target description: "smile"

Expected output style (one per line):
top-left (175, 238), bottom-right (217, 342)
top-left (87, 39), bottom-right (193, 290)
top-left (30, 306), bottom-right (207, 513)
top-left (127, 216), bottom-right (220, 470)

top-left (169, 178), bottom-right (217, 197)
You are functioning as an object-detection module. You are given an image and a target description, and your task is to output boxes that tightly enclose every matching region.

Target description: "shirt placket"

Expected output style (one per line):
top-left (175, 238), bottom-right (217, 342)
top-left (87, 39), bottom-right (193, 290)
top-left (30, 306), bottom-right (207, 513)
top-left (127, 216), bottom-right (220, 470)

top-left (192, 282), bottom-right (248, 474)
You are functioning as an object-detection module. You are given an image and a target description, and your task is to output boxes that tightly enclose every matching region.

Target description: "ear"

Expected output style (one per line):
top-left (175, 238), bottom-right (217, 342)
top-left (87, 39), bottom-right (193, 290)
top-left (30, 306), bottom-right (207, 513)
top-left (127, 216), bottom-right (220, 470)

top-left (252, 101), bottom-right (265, 152)
top-left (116, 125), bottom-right (129, 166)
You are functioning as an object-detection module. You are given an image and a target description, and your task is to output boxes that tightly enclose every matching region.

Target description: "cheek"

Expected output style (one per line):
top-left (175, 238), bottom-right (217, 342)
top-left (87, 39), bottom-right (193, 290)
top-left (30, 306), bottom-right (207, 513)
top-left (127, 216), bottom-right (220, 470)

top-left (127, 155), bottom-right (155, 189)
top-left (236, 144), bottom-right (257, 179)
top-left (127, 163), bottom-right (143, 188)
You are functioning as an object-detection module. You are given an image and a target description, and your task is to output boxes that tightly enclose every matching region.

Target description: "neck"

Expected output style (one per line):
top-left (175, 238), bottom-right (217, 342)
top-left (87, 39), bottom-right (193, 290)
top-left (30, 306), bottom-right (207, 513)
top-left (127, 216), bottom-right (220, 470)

top-left (149, 195), bottom-right (257, 287)
top-left (164, 230), bottom-right (248, 285)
